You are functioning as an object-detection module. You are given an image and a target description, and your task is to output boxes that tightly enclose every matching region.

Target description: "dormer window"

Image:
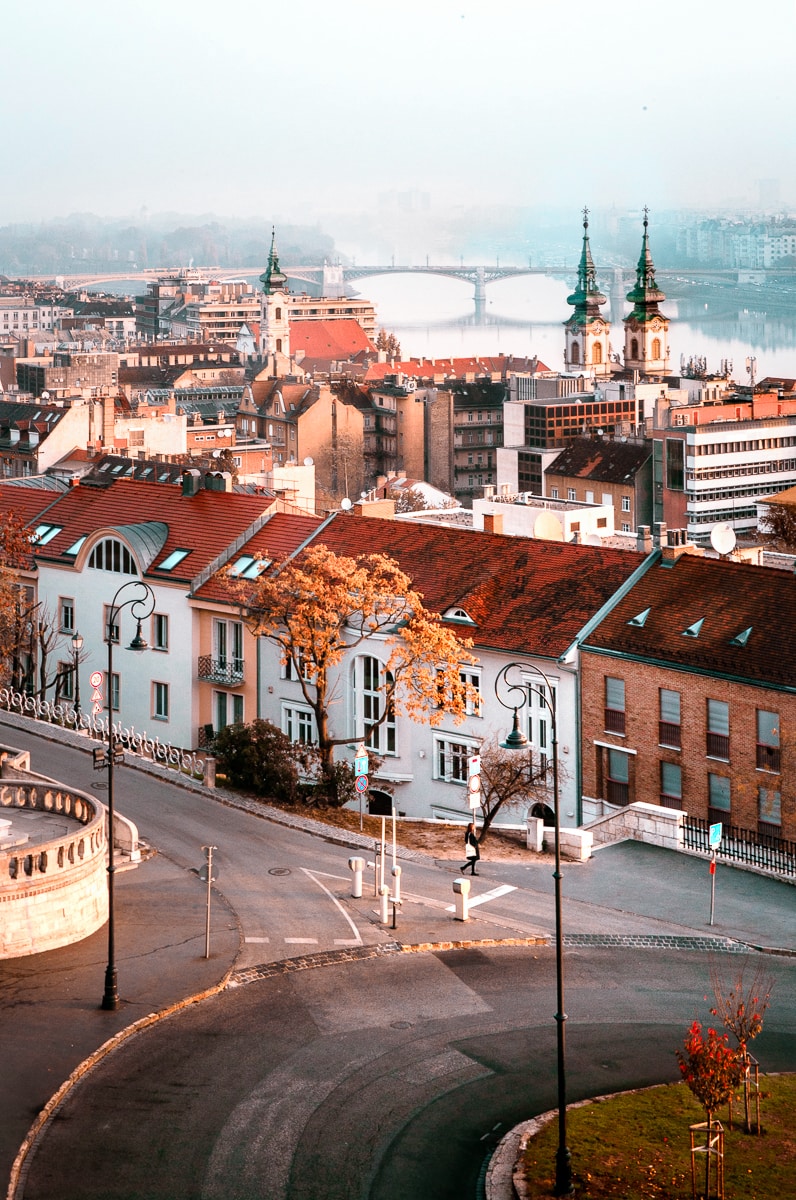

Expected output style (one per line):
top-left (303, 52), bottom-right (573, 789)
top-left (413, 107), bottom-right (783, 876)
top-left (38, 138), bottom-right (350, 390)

top-left (444, 606), bottom-right (475, 625)
top-left (730, 627), bottom-right (752, 647)
top-left (682, 618), bottom-right (704, 638)
top-left (627, 607), bottom-right (650, 628)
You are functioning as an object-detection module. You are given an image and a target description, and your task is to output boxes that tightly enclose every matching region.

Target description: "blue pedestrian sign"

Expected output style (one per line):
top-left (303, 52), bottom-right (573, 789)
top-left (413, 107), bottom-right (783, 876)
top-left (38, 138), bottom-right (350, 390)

top-left (708, 822), bottom-right (723, 850)
top-left (354, 742), bottom-right (369, 777)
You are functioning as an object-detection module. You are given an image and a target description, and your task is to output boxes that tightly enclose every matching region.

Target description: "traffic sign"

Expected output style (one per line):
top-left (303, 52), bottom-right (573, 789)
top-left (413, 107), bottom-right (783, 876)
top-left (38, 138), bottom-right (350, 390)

top-left (708, 822), bottom-right (723, 849)
top-left (355, 774), bottom-right (369, 793)
top-left (354, 741), bottom-right (369, 776)
top-left (468, 754), bottom-right (481, 777)
top-left (89, 671), bottom-right (103, 688)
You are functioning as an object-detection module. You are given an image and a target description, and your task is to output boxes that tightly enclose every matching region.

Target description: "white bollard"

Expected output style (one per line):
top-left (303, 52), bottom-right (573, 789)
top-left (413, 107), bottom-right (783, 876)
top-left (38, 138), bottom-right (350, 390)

top-left (348, 856), bottom-right (365, 898)
top-left (391, 864), bottom-right (402, 904)
top-left (452, 877), bottom-right (471, 921)
top-left (379, 884), bottom-right (390, 924)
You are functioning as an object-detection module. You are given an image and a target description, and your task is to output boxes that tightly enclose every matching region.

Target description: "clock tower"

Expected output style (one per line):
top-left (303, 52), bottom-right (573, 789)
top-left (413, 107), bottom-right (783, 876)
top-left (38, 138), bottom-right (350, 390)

top-left (258, 228), bottom-right (291, 372)
top-left (623, 209), bottom-right (669, 376)
top-left (564, 208), bottom-right (611, 377)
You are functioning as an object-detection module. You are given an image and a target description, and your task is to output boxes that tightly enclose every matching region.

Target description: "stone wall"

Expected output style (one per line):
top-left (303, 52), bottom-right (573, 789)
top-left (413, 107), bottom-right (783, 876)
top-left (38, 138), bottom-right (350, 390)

top-left (0, 774), bottom-right (108, 959)
top-left (584, 799), bottom-right (685, 852)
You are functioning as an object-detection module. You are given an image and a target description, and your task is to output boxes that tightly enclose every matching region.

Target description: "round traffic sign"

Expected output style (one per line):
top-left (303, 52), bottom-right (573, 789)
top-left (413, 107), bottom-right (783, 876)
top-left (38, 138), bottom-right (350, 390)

top-left (89, 670), bottom-right (103, 688)
top-left (468, 775), bottom-right (481, 794)
top-left (355, 774), bottom-right (369, 793)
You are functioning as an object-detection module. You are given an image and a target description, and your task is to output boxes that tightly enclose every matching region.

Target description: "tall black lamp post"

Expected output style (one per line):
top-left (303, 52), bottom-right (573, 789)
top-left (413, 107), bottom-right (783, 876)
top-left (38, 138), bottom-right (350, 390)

top-left (101, 579), bottom-right (155, 1012)
top-left (495, 661), bottom-right (573, 1197)
top-left (70, 630), bottom-right (83, 722)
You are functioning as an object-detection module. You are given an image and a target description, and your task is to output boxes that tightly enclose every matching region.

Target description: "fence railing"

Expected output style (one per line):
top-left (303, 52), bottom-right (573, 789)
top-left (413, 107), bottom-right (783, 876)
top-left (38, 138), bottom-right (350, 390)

top-left (683, 815), bottom-right (796, 879)
top-left (0, 687), bottom-right (209, 783)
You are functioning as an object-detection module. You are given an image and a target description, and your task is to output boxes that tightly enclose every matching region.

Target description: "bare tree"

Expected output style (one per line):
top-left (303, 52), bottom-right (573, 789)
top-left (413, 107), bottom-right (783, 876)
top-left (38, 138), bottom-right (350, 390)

top-left (759, 500), bottom-right (796, 551)
top-left (476, 734), bottom-right (564, 842)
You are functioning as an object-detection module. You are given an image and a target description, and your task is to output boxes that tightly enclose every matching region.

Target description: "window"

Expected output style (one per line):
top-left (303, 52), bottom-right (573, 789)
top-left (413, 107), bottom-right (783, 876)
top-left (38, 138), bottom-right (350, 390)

top-left (58, 661), bottom-right (74, 701)
top-left (706, 699), bottom-right (730, 760)
top-left (621, 496), bottom-right (631, 512)
top-left (666, 439), bottom-right (685, 491)
top-left (104, 605), bottom-right (120, 644)
top-left (550, 488), bottom-right (559, 499)
top-left (215, 691), bottom-right (244, 731)
top-left (89, 538), bottom-right (137, 575)
top-left (434, 736), bottom-right (473, 783)
top-left (59, 597), bottom-right (74, 633)
top-left (604, 676), bottom-right (626, 734)
top-left (606, 749), bottom-right (630, 805)
top-left (567, 488), bottom-right (576, 501)
top-left (110, 672), bottom-right (120, 712)
top-left (660, 761), bottom-right (682, 807)
top-left (153, 682), bottom-right (169, 720)
top-left (353, 655), bottom-right (395, 754)
top-left (659, 689), bottom-right (681, 749)
top-left (708, 773), bottom-right (731, 826)
top-left (158, 548), bottom-right (191, 572)
top-left (460, 669), bottom-right (482, 717)
top-left (213, 619), bottom-right (243, 681)
top-left (758, 787), bottom-right (781, 836)
top-left (756, 710), bottom-right (781, 772)
top-left (283, 704), bottom-right (315, 745)
top-left (153, 614), bottom-right (169, 651)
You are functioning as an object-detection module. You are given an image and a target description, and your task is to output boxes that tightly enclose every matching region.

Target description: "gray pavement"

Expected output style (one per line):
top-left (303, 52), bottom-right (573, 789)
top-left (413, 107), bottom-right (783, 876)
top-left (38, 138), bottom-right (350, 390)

top-left (1, 715), bottom-right (794, 1199)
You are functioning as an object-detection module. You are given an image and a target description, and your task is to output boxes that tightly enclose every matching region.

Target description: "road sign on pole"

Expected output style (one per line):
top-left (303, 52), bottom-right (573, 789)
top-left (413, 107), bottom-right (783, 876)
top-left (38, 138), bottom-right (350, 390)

top-left (467, 754), bottom-right (481, 809)
top-left (355, 774), bottom-right (369, 793)
top-left (708, 822), bottom-right (723, 850)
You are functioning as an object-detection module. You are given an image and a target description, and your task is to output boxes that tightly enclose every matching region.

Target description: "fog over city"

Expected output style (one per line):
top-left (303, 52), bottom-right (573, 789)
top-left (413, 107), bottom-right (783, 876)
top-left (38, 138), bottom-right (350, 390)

top-left (3, 0), bottom-right (795, 249)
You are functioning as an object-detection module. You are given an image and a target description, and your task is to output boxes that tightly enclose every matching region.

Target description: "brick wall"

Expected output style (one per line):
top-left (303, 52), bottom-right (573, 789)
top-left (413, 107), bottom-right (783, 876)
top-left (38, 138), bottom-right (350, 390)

top-left (580, 649), bottom-right (795, 840)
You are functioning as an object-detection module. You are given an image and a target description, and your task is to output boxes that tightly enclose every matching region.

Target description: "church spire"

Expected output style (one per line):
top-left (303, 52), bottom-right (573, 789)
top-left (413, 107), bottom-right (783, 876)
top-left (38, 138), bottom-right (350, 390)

top-left (622, 208), bottom-right (669, 376)
top-left (566, 207), bottom-right (607, 322)
top-left (259, 227), bottom-right (287, 295)
top-left (625, 207), bottom-right (666, 315)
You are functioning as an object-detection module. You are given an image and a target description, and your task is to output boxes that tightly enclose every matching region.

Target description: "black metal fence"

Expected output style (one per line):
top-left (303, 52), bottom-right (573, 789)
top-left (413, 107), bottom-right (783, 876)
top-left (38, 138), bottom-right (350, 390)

top-left (683, 816), bottom-right (796, 879)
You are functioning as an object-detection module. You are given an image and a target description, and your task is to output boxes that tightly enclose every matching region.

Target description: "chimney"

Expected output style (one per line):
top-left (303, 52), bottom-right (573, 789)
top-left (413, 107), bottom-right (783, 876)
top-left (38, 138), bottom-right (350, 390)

top-left (103, 394), bottom-right (114, 447)
top-left (182, 469), bottom-right (201, 497)
top-left (636, 525), bottom-right (653, 553)
top-left (483, 512), bottom-right (503, 535)
top-left (652, 521), bottom-right (667, 549)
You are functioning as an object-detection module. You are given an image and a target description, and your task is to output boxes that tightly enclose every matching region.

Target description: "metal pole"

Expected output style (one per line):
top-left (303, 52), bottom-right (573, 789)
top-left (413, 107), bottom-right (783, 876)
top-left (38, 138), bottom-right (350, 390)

top-left (205, 845), bottom-right (214, 958)
top-left (101, 627), bottom-right (118, 1010)
top-left (551, 715), bottom-right (573, 1196)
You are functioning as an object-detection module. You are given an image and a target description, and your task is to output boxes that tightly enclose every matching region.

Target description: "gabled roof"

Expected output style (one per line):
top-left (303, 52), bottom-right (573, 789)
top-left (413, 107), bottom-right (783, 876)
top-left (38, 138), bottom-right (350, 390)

top-left (299, 513), bottom-right (642, 658)
top-left (195, 511), bottom-right (325, 602)
top-left (582, 553), bottom-right (796, 689)
top-left (546, 437), bottom-right (651, 484)
top-left (290, 319), bottom-right (375, 360)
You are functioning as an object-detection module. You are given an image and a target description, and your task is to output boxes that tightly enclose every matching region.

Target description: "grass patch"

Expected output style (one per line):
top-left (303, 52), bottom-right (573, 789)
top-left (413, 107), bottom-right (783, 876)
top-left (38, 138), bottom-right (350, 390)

top-left (522, 1075), bottom-right (796, 1198)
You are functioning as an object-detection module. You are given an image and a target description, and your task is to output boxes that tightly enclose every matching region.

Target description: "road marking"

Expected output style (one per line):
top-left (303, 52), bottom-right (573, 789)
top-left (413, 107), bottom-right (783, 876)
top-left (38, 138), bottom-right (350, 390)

top-left (244, 937), bottom-right (270, 943)
top-left (444, 883), bottom-right (517, 913)
top-left (300, 867), bottom-right (363, 946)
top-left (284, 938), bottom-right (318, 944)
top-left (334, 939), bottom-right (362, 946)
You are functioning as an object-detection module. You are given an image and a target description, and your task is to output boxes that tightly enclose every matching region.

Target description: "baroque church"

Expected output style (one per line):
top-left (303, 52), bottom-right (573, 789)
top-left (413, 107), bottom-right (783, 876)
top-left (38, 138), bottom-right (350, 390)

top-left (564, 208), bottom-right (670, 379)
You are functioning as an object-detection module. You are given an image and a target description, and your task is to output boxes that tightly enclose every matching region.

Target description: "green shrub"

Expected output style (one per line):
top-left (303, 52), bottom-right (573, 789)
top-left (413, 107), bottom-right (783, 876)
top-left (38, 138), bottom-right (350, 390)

top-left (213, 719), bottom-right (303, 803)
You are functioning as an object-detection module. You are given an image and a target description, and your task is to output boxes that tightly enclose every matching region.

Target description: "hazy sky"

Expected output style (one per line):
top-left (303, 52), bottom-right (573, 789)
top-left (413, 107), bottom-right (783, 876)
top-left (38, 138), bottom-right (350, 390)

top-left (3, 0), bottom-right (794, 223)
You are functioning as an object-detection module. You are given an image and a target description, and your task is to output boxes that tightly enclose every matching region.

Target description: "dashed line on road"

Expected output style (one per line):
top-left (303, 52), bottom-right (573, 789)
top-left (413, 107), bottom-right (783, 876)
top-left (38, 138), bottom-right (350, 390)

top-left (301, 866), bottom-right (363, 946)
top-left (284, 938), bottom-right (318, 945)
top-left (244, 937), bottom-right (270, 944)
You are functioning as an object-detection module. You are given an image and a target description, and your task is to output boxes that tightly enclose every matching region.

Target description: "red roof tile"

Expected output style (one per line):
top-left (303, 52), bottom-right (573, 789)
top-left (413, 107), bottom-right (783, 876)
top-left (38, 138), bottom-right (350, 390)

top-left (582, 553), bottom-right (796, 689)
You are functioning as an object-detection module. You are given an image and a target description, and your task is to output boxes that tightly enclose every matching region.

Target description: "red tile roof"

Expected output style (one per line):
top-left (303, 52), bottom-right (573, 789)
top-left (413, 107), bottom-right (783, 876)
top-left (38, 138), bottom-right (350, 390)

top-left (196, 511), bottom-right (324, 601)
top-left (582, 553), bottom-right (796, 689)
top-left (300, 513), bottom-right (642, 658)
top-left (291, 319), bottom-right (375, 360)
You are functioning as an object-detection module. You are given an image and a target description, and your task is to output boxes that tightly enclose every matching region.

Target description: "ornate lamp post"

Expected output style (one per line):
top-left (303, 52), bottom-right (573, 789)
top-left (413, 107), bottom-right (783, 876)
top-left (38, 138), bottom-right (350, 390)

top-left (101, 579), bottom-right (155, 1012)
top-left (70, 630), bottom-right (83, 722)
top-left (495, 661), bottom-right (573, 1197)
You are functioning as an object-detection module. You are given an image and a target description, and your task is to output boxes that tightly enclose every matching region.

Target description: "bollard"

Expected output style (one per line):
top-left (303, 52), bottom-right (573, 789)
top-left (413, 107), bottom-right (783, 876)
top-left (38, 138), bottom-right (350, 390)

top-left (391, 864), bottom-right (402, 904)
top-left (348, 856), bottom-right (365, 898)
top-left (379, 884), bottom-right (390, 925)
top-left (452, 877), bottom-right (471, 921)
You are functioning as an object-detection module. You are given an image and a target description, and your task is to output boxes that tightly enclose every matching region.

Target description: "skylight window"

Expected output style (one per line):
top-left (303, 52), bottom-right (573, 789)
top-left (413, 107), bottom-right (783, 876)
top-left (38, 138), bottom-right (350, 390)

top-left (158, 548), bottom-right (191, 571)
top-left (627, 607), bottom-right (650, 628)
top-left (64, 535), bottom-right (87, 556)
top-left (729, 627), bottom-right (752, 647)
top-left (682, 618), bottom-right (704, 638)
top-left (31, 523), bottom-right (63, 545)
top-left (228, 555), bottom-right (271, 579)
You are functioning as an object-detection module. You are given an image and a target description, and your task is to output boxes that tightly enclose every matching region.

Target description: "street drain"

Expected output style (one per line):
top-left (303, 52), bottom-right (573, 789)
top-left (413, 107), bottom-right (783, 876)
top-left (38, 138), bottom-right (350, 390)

top-left (268, 867), bottom-right (291, 876)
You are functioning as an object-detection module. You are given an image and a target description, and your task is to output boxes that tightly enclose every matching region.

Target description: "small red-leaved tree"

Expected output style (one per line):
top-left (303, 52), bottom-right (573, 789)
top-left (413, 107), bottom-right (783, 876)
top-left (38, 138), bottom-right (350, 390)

top-left (710, 960), bottom-right (774, 1133)
top-left (677, 1020), bottom-right (744, 1199)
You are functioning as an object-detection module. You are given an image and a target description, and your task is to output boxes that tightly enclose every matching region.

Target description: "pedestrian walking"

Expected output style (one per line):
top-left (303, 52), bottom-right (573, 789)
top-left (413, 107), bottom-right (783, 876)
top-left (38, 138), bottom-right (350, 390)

top-left (461, 822), bottom-right (480, 874)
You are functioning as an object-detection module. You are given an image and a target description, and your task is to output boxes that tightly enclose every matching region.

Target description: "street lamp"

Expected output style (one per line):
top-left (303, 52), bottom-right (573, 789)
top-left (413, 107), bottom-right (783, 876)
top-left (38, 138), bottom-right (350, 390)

top-left (495, 661), bottom-right (573, 1197)
top-left (70, 630), bottom-right (83, 723)
top-left (101, 579), bottom-right (155, 1012)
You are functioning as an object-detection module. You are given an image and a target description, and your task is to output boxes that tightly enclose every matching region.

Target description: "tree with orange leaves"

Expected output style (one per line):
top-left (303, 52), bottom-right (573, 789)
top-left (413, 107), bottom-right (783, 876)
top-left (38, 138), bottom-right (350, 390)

top-left (224, 543), bottom-right (478, 800)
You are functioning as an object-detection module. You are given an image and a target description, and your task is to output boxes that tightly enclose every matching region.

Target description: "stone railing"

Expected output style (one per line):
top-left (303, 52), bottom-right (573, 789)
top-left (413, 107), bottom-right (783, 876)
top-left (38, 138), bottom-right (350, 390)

top-left (583, 799), bottom-right (686, 853)
top-left (0, 686), bottom-right (210, 783)
top-left (0, 769), bottom-right (109, 958)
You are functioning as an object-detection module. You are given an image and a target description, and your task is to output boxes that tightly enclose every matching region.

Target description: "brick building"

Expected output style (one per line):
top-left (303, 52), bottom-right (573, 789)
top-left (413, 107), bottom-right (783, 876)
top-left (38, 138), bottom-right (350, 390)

top-left (580, 551), bottom-right (796, 841)
top-left (545, 435), bottom-right (652, 533)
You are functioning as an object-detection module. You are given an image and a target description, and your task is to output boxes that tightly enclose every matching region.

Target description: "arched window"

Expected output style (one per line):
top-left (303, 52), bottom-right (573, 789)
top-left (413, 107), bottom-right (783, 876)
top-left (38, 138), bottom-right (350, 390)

top-left (592, 341), bottom-right (603, 364)
top-left (353, 655), bottom-right (395, 754)
top-left (275, 306), bottom-right (282, 320)
top-left (630, 337), bottom-right (639, 359)
top-left (276, 338), bottom-right (282, 353)
top-left (88, 538), bottom-right (137, 575)
top-left (652, 337), bottom-right (661, 359)
top-left (570, 342), bottom-right (580, 364)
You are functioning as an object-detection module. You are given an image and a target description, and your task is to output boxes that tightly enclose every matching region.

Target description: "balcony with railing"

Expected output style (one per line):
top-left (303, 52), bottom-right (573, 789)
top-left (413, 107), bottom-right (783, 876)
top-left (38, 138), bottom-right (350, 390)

top-left (197, 654), bottom-right (243, 686)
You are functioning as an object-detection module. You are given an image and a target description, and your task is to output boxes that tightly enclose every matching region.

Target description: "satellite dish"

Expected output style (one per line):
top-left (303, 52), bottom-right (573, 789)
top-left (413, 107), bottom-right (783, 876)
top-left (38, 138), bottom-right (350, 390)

top-left (41, 390), bottom-right (50, 400)
top-left (533, 511), bottom-right (564, 542)
top-left (341, 498), bottom-right (353, 510)
top-left (710, 522), bottom-right (736, 556)
top-left (212, 449), bottom-right (221, 458)
top-left (303, 456), bottom-right (314, 466)
top-left (585, 533), bottom-right (602, 546)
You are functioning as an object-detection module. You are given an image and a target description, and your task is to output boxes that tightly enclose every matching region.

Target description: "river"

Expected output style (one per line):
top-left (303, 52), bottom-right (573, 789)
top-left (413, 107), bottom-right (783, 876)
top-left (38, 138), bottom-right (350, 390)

top-left (89, 272), bottom-right (796, 381)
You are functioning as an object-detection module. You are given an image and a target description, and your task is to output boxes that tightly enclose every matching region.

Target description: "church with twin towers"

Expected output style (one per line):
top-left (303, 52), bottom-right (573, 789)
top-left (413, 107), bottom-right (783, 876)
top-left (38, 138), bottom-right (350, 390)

top-left (564, 208), bottom-right (670, 379)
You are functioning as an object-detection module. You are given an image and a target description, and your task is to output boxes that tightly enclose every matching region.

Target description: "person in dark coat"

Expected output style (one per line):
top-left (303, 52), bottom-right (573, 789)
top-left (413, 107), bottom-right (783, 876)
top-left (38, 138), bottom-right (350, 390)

top-left (461, 821), bottom-right (480, 874)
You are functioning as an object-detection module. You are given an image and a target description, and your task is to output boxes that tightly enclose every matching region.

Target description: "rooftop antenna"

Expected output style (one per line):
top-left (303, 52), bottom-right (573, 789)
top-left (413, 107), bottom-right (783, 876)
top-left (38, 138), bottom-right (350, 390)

top-left (710, 522), bottom-right (737, 557)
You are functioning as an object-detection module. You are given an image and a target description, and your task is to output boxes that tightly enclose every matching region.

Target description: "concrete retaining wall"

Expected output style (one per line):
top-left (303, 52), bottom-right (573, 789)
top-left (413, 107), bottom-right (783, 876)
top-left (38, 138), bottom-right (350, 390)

top-left (584, 798), bottom-right (685, 852)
